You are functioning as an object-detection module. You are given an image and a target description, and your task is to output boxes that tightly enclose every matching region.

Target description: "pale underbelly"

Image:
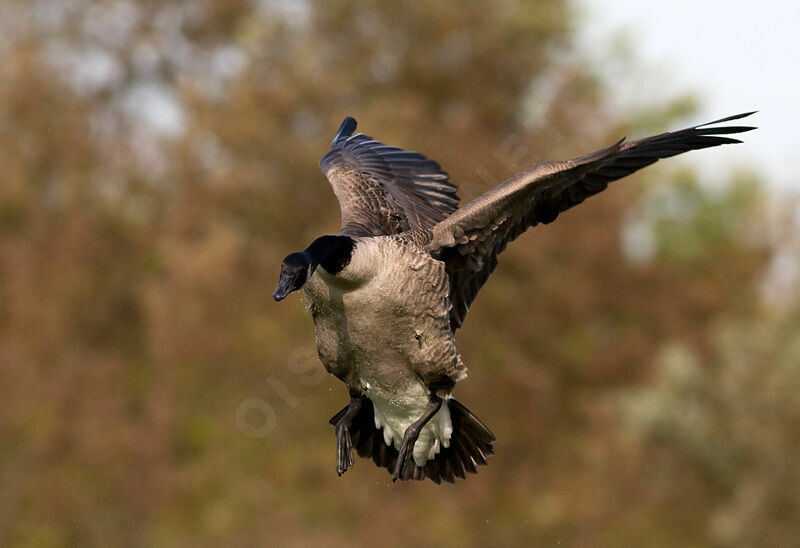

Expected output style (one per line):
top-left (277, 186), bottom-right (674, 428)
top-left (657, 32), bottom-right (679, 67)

top-left (368, 385), bottom-right (453, 467)
top-left (314, 313), bottom-right (455, 466)
top-left (306, 250), bottom-right (466, 466)
top-left (307, 287), bottom-right (459, 466)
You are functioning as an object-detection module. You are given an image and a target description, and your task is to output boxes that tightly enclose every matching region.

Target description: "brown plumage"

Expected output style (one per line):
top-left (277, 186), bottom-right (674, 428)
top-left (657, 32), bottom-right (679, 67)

top-left (320, 117), bottom-right (460, 236)
top-left (274, 112), bottom-right (756, 483)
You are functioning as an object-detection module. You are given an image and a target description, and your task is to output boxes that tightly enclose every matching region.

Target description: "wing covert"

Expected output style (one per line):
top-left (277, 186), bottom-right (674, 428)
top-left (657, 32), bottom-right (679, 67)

top-left (320, 117), bottom-right (460, 237)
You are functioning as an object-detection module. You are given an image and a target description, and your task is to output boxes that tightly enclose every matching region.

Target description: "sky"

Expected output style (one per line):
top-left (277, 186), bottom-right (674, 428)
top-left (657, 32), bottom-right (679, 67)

top-left (577, 0), bottom-right (799, 190)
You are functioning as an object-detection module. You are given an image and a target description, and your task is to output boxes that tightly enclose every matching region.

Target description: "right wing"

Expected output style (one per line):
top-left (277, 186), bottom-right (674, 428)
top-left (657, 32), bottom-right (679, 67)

top-left (320, 117), bottom-right (460, 237)
top-left (422, 112), bottom-right (757, 331)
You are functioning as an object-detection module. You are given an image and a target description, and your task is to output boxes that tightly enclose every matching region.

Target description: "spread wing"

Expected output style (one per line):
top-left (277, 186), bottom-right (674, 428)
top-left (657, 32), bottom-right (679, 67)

top-left (422, 112), bottom-right (757, 331)
top-left (319, 117), bottom-right (460, 237)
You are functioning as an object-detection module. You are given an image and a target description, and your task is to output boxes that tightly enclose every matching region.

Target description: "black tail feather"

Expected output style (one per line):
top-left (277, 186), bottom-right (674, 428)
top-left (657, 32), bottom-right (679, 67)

top-left (329, 397), bottom-right (495, 484)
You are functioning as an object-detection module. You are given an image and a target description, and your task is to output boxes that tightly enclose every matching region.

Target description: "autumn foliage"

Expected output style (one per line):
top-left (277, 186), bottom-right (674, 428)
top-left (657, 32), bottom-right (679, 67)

top-left (1, 1), bottom-right (797, 546)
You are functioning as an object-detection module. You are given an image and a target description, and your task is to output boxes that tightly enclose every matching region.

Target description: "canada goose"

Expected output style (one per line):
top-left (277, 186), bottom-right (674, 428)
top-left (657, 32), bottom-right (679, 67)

top-left (273, 112), bottom-right (756, 483)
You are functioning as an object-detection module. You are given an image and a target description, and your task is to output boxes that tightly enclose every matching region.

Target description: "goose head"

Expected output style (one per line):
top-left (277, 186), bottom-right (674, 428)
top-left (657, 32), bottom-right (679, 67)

top-left (273, 251), bottom-right (315, 301)
top-left (273, 235), bottom-right (355, 301)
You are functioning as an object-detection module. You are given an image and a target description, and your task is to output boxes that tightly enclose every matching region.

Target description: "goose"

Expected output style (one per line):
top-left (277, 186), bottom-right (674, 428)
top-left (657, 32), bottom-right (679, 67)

top-left (273, 112), bottom-right (756, 483)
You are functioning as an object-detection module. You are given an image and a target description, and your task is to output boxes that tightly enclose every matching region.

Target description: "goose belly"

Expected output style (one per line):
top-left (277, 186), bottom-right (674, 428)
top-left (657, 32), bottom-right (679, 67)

top-left (304, 242), bottom-right (462, 392)
top-left (303, 248), bottom-right (463, 465)
top-left (307, 274), bottom-right (457, 386)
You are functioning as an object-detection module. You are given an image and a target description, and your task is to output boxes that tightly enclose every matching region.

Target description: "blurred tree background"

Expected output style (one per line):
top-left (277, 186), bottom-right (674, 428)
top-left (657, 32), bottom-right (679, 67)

top-left (1, 0), bottom-right (797, 546)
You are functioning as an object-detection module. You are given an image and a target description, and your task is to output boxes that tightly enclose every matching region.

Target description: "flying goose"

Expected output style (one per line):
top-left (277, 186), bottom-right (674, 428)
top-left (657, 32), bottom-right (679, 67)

top-left (273, 112), bottom-right (756, 483)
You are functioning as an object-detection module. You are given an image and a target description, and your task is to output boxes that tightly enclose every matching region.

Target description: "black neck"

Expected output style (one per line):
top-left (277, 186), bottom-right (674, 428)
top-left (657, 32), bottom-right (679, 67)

top-left (305, 235), bottom-right (355, 274)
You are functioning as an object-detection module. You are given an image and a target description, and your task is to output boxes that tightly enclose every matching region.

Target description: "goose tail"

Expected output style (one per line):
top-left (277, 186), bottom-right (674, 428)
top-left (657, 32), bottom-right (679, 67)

top-left (329, 397), bottom-right (495, 484)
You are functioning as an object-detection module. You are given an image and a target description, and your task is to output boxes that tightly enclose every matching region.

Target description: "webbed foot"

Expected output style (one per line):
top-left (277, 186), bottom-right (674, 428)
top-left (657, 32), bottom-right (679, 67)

top-left (392, 395), bottom-right (442, 482)
top-left (331, 396), bottom-right (362, 476)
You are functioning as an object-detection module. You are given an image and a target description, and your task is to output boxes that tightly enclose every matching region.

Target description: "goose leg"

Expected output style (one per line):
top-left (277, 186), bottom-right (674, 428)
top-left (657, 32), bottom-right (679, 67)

top-left (392, 395), bottom-right (442, 482)
top-left (333, 396), bottom-right (362, 476)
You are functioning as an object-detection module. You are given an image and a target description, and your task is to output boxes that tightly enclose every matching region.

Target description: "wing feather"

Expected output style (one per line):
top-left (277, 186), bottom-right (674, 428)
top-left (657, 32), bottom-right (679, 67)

top-left (320, 117), bottom-right (460, 237)
top-left (423, 112), bottom-right (757, 330)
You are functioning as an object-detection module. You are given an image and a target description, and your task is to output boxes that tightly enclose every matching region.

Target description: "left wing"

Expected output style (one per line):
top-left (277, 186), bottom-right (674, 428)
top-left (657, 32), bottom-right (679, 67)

top-left (320, 117), bottom-right (460, 237)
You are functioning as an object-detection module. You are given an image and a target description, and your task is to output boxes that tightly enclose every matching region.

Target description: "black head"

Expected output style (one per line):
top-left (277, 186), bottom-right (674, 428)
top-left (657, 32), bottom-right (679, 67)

top-left (273, 252), bottom-right (313, 301)
top-left (273, 235), bottom-right (355, 302)
top-left (305, 235), bottom-right (355, 274)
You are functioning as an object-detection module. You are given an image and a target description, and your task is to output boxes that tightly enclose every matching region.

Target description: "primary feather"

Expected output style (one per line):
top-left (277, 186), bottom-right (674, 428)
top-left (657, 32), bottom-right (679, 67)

top-left (422, 112), bottom-right (757, 330)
